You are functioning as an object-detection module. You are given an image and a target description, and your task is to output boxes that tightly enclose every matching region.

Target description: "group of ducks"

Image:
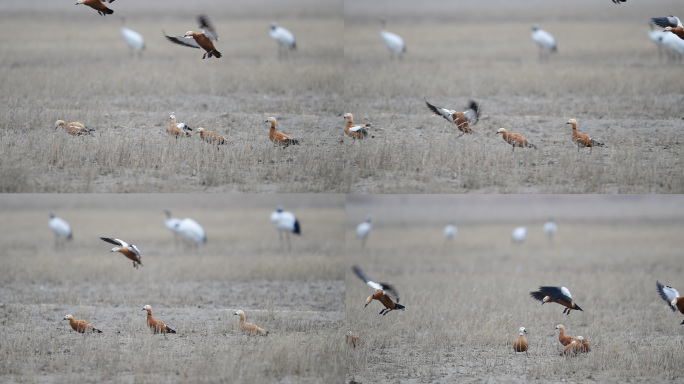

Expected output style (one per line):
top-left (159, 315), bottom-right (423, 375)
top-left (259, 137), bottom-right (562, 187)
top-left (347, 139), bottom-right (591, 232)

top-left (349, 266), bottom-right (684, 356)
top-left (53, 114), bottom-right (301, 150)
top-left (343, 99), bottom-right (605, 152)
top-left (63, 306), bottom-right (267, 336)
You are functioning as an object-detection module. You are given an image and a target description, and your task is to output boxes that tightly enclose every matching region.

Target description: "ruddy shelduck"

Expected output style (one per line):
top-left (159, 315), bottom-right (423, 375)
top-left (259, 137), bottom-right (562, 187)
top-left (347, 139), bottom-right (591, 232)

top-left (530, 286), bottom-right (583, 315)
top-left (271, 205), bottom-right (300, 252)
top-left (55, 120), bottom-right (94, 136)
top-left (100, 237), bottom-right (143, 268)
top-left (352, 265), bottom-right (405, 315)
top-left (346, 331), bottom-right (362, 348)
top-left (76, 0), bottom-right (113, 17)
top-left (555, 324), bottom-right (574, 346)
top-left (196, 128), bottom-right (226, 147)
top-left (513, 327), bottom-right (528, 355)
top-left (652, 16), bottom-right (684, 41)
top-left (343, 113), bottom-right (370, 141)
top-left (656, 281), bottom-right (684, 324)
top-left (424, 98), bottom-right (480, 137)
top-left (265, 117), bottom-right (299, 146)
top-left (63, 314), bottom-right (102, 333)
top-left (49, 211), bottom-right (72, 250)
top-left (167, 115), bottom-right (191, 138)
top-left (142, 305), bottom-right (176, 334)
top-left (234, 310), bottom-right (268, 336)
top-left (562, 336), bottom-right (590, 355)
top-left (565, 119), bottom-right (604, 152)
top-left (163, 15), bottom-right (221, 59)
top-left (496, 128), bottom-right (536, 150)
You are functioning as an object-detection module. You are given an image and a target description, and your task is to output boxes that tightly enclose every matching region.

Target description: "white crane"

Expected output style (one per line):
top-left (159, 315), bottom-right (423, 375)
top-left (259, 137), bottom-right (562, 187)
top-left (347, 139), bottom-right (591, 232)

top-left (380, 19), bottom-right (405, 59)
top-left (511, 227), bottom-right (527, 244)
top-left (543, 219), bottom-right (557, 242)
top-left (49, 211), bottom-right (72, 251)
top-left (270, 205), bottom-right (301, 252)
top-left (164, 210), bottom-right (206, 248)
top-left (649, 22), bottom-right (668, 62)
top-left (121, 17), bottom-right (145, 57)
top-left (356, 215), bottom-right (372, 249)
top-left (444, 224), bottom-right (457, 240)
top-left (269, 22), bottom-right (296, 59)
top-left (531, 24), bottom-right (556, 61)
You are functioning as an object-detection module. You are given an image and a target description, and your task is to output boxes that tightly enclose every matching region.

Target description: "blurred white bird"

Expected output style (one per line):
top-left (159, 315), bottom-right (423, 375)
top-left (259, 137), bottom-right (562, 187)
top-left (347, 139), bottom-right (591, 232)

top-left (164, 209), bottom-right (182, 247)
top-left (356, 215), bottom-right (372, 249)
top-left (649, 22), bottom-right (668, 62)
top-left (661, 31), bottom-right (684, 59)
top-left (121, 17), bottom-right (144, 57)
top-left (511, 227), bottom-right (527, 244)
top-left (544, 219), bottom-right (557, 242)
top-left (380, 19), bottom-right (405, 59)
top-left (164, 210), bottom-right (206, 248)
top-left (444, 224), bottom-right (457, 240)
top-left (270, 205), bottom-right (301, 252)
top-left (269, 22), bottom-right (296, 59)
top-left (531, 24), bottom-right (556, 61)
top-left (49, 211), bottom-right (72, 251)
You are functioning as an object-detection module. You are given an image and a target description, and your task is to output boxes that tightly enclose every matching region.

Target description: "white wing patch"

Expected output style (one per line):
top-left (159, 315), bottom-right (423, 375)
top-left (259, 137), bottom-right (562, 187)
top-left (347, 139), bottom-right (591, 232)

top-left (349, 125), bottom-right (365, 132)
top-left (560, 286), bottom-right (572, 299)
top-left (366, 280), bottom-right (383, 291)
top-left (130, 244), bottom-right (141, 257)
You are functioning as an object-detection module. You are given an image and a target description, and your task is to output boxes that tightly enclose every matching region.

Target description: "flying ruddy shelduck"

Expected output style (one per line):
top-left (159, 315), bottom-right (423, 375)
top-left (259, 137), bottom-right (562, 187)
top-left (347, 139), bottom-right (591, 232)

top-left (142, 305), bottom-right (176, 334)
top-left (656, 281), bottom-right (684, 324)
top-left (63, 314), bottom-right (103, 334)
top-left (76, 0), bottom-right (114, 17)
top-left (530, 286), bottom-right (583, 315)
top-left (55, 120), bottom-right (94, 136)
top-left (234, 310), bottom-right (268, 336)
top-left (513, 327), bottom-right (528, 355)
top-left (265, 117), bottom-right (299, 146)
top-left (167, 115), bottom-right (191, 138)
top-left (565, 119), bottom-right (604, 153)
top-left (100, 237), bottom-right (143, 268)
top-left (196, 128), bottom-right (226, 147)
top-left (163, 15), bottom-right (221, 59)
top-left (652, 16), bottom-right (684, 41)
top-left (343, 113), bottom-right (371, 141)
top-left (352, 265), bottom-right (405, 315)
top-left (424, 98), bottom-right (480, 138)
top-left (496, 128), bottom-right (537, 150)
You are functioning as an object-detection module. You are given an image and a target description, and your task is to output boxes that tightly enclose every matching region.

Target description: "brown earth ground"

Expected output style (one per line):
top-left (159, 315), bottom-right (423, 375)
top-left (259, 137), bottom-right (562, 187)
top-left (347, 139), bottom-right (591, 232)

top-left (0, 194), bottom-right (345, 383)
top-left (343, 0), bottom-right (684, 193)
top-left (345, 195), bottom-right (684, 383)
top-left (0, 0), bottom-right (343, 193)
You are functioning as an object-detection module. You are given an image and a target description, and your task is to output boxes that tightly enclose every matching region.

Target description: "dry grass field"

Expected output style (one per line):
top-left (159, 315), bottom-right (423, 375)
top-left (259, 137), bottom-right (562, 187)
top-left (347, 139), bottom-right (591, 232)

top-left (0, 194), bottom-right (345, 383)
top-left (343, 0), bottom-right (684, 193)
top-left (345, 195), bottom-right (684, 383)
top-left (0, 0), bottom-right (343, 193)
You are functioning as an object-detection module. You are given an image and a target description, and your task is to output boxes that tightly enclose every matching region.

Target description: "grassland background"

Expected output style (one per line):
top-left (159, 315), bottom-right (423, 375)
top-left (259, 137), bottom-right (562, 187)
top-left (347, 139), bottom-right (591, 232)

top-left (345, 195), bottom-right (684, 383)
top-left (343, 0), bottom-right (683, 193)
top-left (0, 0), bottom-right (343, 193)
top-left (0, 194), bottom-right (345, 383)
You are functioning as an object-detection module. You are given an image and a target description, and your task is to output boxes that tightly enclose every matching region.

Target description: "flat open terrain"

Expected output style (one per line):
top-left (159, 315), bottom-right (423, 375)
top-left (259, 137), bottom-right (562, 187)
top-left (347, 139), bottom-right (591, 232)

top-left (343, 0), bottom-right (684, 193)
top-left (0, 0), bottom-right (343, 192)
top-left (345, 195), bottom-right (684, 383)
top-left (0, 194), bottom-right (345, 383)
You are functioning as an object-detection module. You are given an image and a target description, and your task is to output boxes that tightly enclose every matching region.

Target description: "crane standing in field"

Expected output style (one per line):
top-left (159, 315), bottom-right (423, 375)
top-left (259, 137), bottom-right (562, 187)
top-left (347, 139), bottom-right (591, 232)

top-left (121, 17), bottom-right (145, 58)
top-left (163, 210), bottom-right (206, 249)
top-left (511, 226), bottom-right (527, 244)
top-left (380, 19), bottom-right (405, 60)
top-left (269, 22), bottom-right (296, 59)
top-left (531, 24), bottom-right (557, 62)
top-left (356, 215), bottom-right (372, 250)
top-left (271, 205), bottom-right (301, 252)
top-left (49, 211), bottom-right (72, 251)
top-left (544, 218), bottom-right (557, 243)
